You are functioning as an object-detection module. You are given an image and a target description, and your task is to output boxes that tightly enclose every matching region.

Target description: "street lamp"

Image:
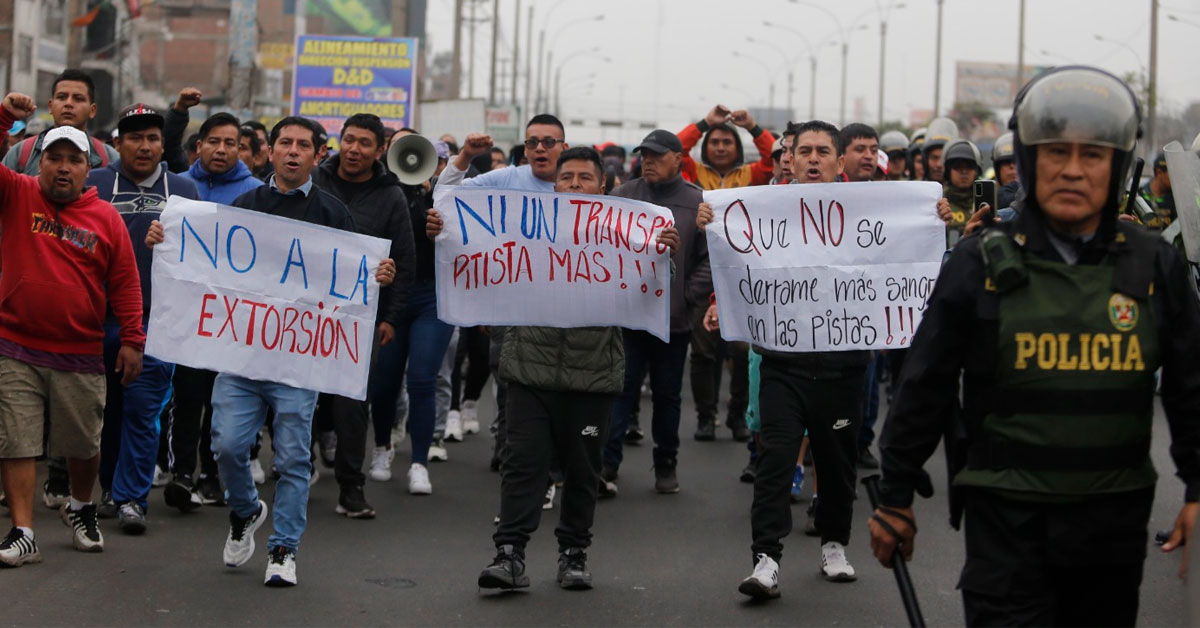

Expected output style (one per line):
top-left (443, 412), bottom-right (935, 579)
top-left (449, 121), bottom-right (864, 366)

top-left (553, 50), bottom-right (610, 117)
top-left (1168, 13), bottom-right (1200, 30)
top-left (540, 14), bottom-right (605, 112)
top-left (762, 21), bottom-right (838, 120)
top-left (731, 50), bottom-right (776, 123)
top-left (874, 2), bottom-right (907, 126)
top-left (787, 0), bottom-right (869, 125)
top-left (744, 36), bottom-right (789, 125)
top-left (1094, 33), bottom-right (1147, 75)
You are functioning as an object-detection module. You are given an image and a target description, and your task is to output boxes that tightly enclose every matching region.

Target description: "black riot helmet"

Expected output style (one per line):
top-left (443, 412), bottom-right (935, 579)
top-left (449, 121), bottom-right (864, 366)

top-left (1009, 66), bottom-right (1142, 227)
top-left (942, 138), bottom-right (982, 181)
top-left (992, 131), bottom-right (1015, 166)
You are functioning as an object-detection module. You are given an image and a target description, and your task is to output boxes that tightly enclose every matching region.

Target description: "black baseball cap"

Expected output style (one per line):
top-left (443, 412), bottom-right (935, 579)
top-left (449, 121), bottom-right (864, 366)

top-left (116, 103), bottom-right (164, 134)
top-left (634, 129), bottom-right (682, 155)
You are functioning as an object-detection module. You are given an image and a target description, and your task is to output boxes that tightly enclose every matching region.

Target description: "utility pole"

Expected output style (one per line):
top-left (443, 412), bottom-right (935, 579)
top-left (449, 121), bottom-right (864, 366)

top-left (488, 0), bottom-right (499, 103)
top-left (878, 19), bottom-right (887, 126)
top-left (467, 0), bottom-right (477, 98)
top-left (541, 50), bottom-right (553, 112)
top-left (511, 0), bottom-right (520, 107)
top-left (809, 56), bottom-right (817, 119)
top-left (786, 70), bottom-right (794, 122)
top-left (534, 30), bottom-right (545, 112)
top-left (228, 0), bottom-right (257, 115)
top-left (451, 0), bottom-right (463, 99)
top-left (1016, 0), bottom-right (1026, 86)
top-left (933, 0), bottom-right (943, 116)
top-left (524, 6), bottom-right (533, 114)
top-left (839, 41), bottom-right (848, 126)
top-left (1148, 0), bottom-right (1159, 156)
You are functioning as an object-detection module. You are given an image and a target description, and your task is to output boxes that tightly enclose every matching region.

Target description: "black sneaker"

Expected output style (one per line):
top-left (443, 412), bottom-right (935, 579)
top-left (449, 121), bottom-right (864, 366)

top-left (728, 418), bottom-right (751, 443)
top-left (0, 527), bottom-right (42, 567)
top-left (694, 419), bottom-right (716, 441)
top-left (805, 497), bottom-right (821, 537)
top-left (60, 504), bottom-right (104, 552)
top-left (624, 424), bottom-right (644, 444)
top-left (195, 475), bottom-right (225, 506)
top-left (654, 459), bottom-right (680, 494)
top-left (335, 485), bottom-right (376, 519)
top-left (42, 468), bottom-right (70, 510)
top-left (739, 461), bottom-right (757, 483)
top-left (557, 547), bottom-right (593, 590)
top-left (598, 466), bottom-right (618, 499)
top-left (96, 491), bottom-right (117, 519)
top-left (857, 447), bottom-right (880, 469)
top-left (117, 502), bottom-right (148, 535)
top-left (164, 474), bottom-right (203, 513)
top-left (478, 545), bottom-right (529, 590)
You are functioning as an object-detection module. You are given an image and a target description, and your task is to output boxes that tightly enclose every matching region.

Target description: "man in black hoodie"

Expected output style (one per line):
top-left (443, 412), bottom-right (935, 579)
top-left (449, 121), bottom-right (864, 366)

top-left (603, 130), bottom-right (711, 495)
top-left (311, 113), bottom-right (416, 518)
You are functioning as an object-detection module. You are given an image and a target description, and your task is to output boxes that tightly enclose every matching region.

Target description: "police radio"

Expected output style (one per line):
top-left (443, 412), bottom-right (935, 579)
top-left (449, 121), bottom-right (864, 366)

top-left (980, 230), bottom-right (1028, 292)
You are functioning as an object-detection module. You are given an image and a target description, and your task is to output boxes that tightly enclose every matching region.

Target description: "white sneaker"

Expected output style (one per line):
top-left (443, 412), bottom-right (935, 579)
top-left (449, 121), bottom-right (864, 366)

top-left (223, 500), bottom-right (267, 567)
top-left (738, 553), bottom-right (780, 599)
top-left (369, 446), bottom-right (394, 482)
top-left (152, 465), bottom-right (169, 488)
top-left (428, 438), bottom-right (449, 462)
top-left (444, 410), bottom-right (463, 442)
top-left (249, 459), bottom-right (266, 485)
top-left (543, 484), bottom-right (556, 510)
top-left (820, 541), bottom-right (857, 582)
top-left (407, 463), bottom-right (432, 495)
top-left (264, 546), bottom-right (297, 587)
top-left (461, 400), bottom-right (480, 434)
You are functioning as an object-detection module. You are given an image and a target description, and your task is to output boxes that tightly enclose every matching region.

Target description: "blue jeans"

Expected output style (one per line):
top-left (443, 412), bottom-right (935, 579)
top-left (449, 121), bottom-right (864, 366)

top-left (605, 330), bottom-right (690, 471)
top-left (211, 374), bottom-right (318, 552)
top-left (370, 281), bottom-right (454, 464)
top-left (99, 324), bottom-right (174, 510)
top-left (859, 352), bottom-right (881, 450)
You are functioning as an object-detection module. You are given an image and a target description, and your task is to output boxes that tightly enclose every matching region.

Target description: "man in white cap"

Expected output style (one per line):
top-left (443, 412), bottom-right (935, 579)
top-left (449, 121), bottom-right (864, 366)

top-left (0, 92), bottom-right (145, 567)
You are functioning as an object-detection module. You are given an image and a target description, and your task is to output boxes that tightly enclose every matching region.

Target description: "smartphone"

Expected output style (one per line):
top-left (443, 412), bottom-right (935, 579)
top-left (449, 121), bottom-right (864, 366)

top-left (973, 179), bottom-right (997, 213)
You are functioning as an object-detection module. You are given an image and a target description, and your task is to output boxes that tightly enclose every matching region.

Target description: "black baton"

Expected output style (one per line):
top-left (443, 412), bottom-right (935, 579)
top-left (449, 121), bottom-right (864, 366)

top-left (863, 474), bottom-right (926, 628)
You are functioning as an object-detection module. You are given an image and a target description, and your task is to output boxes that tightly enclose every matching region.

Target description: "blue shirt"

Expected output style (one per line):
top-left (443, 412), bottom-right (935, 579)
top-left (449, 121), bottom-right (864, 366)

top-left (438, 162), bottom-right (554, 193)
top-left (268, 175), bottom-right (313, 197)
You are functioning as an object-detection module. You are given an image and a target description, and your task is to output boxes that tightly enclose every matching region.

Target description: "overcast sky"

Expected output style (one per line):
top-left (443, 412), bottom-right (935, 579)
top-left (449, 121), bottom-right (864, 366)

top-left (425, 0), bottom-right (1200, 143)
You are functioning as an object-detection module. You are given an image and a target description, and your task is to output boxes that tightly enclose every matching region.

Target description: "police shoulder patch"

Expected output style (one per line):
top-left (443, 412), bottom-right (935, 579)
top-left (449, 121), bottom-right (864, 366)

top-left (1108, 293), bottom-right (1138, 332)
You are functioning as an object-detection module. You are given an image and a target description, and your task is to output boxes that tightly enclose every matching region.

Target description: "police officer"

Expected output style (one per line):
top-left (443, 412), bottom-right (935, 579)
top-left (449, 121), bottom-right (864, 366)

top-left (941, 138), bottom-right (982, 246)
top-left (921, 117), bottom-right (959, 182)
top-left (880, 130), bottom-right (909, 181)
top-left (906, 127), bottom-right (926, 181)
top-left (992, 131), bottom-right (1023, 213)
top-left (869, 66), bottom-right (1199, 626)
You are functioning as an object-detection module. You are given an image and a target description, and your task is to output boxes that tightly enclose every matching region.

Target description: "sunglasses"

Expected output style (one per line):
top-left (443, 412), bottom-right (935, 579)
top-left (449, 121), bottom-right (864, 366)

top-left (524, 137), bottom-right (564, 150)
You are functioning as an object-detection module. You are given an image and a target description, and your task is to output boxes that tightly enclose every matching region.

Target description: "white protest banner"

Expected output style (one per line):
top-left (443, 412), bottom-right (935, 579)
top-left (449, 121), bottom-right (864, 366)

top-left (432, 186), bottom-right (672, 340)
top-left (146, 197), bottom-right (390, 400)
top-left (704, 181), bottom-right (946, 352)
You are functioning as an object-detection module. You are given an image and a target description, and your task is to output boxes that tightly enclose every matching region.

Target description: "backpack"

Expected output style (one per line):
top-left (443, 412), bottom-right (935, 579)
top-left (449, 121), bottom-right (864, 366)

top-left (17, 133), bottom-right (110, 171)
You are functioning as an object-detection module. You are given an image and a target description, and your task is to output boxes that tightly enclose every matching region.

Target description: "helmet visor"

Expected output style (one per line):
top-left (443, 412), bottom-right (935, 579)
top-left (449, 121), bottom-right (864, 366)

top-left (1015, 69), bottom-right (1139, 152)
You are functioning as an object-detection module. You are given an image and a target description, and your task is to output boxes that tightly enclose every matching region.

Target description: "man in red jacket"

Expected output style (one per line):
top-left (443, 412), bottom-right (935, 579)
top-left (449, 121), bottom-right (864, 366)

top-left (0, 93), bottom-right (144, 567)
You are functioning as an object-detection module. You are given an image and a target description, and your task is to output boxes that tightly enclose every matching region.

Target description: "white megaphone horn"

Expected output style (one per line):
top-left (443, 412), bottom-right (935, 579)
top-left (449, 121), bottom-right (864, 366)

top-left (387, 134), bottom-right (438, 185)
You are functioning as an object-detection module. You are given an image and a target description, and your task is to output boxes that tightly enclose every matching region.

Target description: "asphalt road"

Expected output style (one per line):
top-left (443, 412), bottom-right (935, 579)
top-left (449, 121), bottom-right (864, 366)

top-left (3, 378), bottom-right (1192, 627)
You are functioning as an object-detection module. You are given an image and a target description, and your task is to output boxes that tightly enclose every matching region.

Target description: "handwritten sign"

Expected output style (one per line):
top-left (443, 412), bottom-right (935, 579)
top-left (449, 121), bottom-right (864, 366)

top-left (292, 35), bottom-right (419, 134)
top-left (146, 197), bottom-right (390, 400)
top-left (432, 186), bottom-right (673, 340)
top-left (704, 181), bottom-right (945, 352)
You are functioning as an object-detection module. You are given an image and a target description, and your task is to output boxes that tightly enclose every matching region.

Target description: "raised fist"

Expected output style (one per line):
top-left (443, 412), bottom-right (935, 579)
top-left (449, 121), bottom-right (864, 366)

top-left (2, 93), bottom-right (36, 120)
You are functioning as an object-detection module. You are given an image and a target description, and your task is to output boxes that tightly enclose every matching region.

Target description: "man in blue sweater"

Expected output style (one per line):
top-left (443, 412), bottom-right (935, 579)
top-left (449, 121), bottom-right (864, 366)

top-left (84, 103), bottom-right (199, 534)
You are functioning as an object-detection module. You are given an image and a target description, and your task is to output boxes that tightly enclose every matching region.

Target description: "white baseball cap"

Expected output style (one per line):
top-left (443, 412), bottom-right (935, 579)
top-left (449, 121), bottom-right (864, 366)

top-left (42, 126), bottom-right (90, 153)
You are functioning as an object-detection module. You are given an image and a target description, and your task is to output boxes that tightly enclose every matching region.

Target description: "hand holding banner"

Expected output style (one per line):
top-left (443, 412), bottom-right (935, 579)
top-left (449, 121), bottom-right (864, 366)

top-left (432, 186), bottom-right (673, 340)
top-left (704, 181), bottom-right (946, 352)
top-left (146, 197), bottom-right (390, 400)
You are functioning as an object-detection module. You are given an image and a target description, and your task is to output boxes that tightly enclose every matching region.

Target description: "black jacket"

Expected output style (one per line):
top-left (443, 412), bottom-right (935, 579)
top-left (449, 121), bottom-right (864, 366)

top-left (610, 174), bottom-right (710, 333)
top-left (313, 156), bottom-right (415, 326)
top-left (878, 206), bottom-right (1200, 508)
top-left (163, 107), bottom-right (191, 174)
top-left (232, 182), bottom-right (356, 232)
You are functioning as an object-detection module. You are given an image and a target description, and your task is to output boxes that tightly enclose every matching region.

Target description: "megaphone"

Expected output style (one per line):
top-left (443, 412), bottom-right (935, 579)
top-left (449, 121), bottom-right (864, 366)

top-left (387, 134), bottom-right (439, 185)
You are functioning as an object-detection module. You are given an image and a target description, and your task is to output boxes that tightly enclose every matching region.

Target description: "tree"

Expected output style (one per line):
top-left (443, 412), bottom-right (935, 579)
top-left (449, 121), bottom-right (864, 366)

top-left (947, 101), bottom-right (995, 138)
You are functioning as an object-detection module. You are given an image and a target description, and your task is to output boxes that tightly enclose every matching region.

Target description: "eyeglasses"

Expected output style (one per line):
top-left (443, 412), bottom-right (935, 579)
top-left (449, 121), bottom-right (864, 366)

top-left (524, 137), bottom-right (563, 150)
